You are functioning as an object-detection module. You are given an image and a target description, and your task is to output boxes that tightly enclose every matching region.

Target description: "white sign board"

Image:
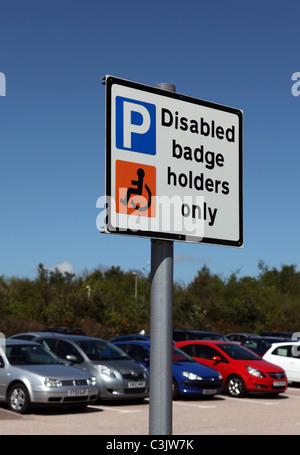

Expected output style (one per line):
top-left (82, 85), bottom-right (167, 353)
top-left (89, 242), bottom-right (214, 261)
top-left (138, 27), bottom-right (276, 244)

top-left (104, 76), bottom-right (243, 247)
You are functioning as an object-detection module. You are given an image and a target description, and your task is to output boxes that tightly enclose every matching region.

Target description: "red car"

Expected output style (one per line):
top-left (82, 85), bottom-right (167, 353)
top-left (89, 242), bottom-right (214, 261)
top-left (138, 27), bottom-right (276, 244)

top-left (174, 340), bottom-right (288, 398)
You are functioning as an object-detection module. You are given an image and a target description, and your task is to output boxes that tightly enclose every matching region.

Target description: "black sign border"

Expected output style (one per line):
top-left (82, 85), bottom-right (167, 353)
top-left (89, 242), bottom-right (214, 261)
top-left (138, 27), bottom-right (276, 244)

top-left (104, 75), bottom-right (243, 247)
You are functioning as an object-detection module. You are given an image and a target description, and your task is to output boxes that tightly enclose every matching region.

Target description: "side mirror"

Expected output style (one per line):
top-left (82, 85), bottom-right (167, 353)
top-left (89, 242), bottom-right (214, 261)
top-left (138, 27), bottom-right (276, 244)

top-left (0, 357), bottom-right (4, 368)
top-left (66, 354), bottom-right (79, 363)
top-left (212, 355), bottom-right (222, 364)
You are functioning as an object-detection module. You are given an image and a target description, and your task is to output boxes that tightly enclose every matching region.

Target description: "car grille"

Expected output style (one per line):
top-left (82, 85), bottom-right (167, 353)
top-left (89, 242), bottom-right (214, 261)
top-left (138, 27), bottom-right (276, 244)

top-left (61, 379), bottom-right (89, 386)
top-left (124, 388), bottom-right (147, 394)
top-left (48, 395), bottom-right (98, 403)
top-left (267, 372), bottom-right (285, 379)
top-left (183, 377), bottom-right (222, 389)
top-left (123, 373), bottom-right (145, 380)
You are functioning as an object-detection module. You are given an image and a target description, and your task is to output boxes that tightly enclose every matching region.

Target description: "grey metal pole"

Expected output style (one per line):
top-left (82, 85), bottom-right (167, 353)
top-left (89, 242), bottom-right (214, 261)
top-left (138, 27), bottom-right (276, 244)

top-left (149, 82), bottom-right (175, 435)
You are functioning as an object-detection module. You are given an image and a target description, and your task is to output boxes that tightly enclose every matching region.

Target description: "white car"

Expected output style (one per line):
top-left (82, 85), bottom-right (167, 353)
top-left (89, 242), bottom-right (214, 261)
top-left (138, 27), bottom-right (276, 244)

top-left (263, 342), bottom-right (300, 384)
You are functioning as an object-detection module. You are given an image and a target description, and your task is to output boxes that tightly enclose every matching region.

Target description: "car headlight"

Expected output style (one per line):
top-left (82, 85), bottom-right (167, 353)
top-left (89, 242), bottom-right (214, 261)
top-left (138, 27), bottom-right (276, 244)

top-left (98, 366), bottom-right (116, 378)
top-left (246, 366), bottom-right (266, 378)
top-left (44, 378), bottom-right (62, 388)
top-left (182, 371), bottom-right (203, 380)
top-left (87, 376), bottom-right (97, 386)
top-left (141, 366), bottom-right (149, 377)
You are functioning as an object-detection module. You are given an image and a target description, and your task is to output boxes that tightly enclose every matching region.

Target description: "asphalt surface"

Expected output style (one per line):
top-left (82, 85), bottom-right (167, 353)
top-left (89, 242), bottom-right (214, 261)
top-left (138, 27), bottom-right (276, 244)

top-left (1, 386), bottom-right (300, 435)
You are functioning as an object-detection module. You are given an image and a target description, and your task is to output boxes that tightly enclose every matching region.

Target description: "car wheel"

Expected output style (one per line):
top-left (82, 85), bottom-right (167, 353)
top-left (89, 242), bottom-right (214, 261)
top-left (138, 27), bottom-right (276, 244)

top-left (8, 383), bottom-right (31, 414)
top-left (172, 379), bottom-right (179, 400)
top-left (226, 375), bottom-right (246, 398)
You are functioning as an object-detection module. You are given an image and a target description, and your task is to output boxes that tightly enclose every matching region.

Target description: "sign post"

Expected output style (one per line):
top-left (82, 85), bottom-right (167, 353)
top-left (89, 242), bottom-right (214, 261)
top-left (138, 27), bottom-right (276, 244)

top-left (103, 75), bottom-right (243, 435)
top-left (150, 237), bottom-right (173, 434)
top-left (149, 82), bottom-right (175, 435)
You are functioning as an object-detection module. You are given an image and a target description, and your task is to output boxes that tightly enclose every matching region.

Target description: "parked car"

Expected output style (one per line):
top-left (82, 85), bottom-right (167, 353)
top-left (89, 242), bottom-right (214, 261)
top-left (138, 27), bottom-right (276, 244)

top-left (224, 333), bottom-right (258, 344)
top-left (0, 339), bottom-right (98, 414)
top-left (241, 336), bottom-right (286, 357)
top-left (173, 329), bottom-right (226, 342)
top-left (43, 327), bottom-right (86, 336)
top-left (9, 333), bottom-right (149, 402)
top-left (109, 334), bottom-right (150, 343)
top-left (112, 340), bottom-right (222, 399)
top-left (174, 340), bottom-right (287, 398)
top-left (260, 331), bottom-right (294, 340)
top-left (263, 342), bottom-right (300, 384)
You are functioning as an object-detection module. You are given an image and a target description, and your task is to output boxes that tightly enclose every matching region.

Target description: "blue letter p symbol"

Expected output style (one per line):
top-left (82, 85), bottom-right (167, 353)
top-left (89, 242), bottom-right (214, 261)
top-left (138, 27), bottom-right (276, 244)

top-left (116, 97), bottom-right (156, 155)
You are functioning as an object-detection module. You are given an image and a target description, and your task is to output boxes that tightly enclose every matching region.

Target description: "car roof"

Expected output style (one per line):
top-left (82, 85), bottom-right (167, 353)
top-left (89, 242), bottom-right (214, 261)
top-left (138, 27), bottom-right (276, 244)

top-left (174, 329), bottom-right (222, 334)
top-left (9, 332), bottom-right (58, 338)
top-left (109, 334), bottom-right (150, 342)
top-left (267, 341), bottom-right (300, 347)
top-left (260, 331), bottom-right (294, 338)
top-left (242, 335), bottom-right (285, 341)
top-left (260, 336), bottom-right (286, 341)
top-left (10, 332), bottom-right (106, 342)
top-left (176, 340), bottom-right (230, 345)
top-left (5, 339), bottom-right (41, 346)
top-left (113, 340), bottom-right (150, 346)
top-left (44, 327), bottom-right (86, 335)
top-left (38, 334), bottom-right (106, 342)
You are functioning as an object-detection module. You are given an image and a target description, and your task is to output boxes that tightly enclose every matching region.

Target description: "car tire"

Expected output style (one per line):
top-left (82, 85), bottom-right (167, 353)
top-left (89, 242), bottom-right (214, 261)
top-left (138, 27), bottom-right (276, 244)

top-left (7, 382), bottom-right (31, 414)
top-left (226, 375), bottom-right (246, 398)
top-left (172, 379), bottom-right (179, 400)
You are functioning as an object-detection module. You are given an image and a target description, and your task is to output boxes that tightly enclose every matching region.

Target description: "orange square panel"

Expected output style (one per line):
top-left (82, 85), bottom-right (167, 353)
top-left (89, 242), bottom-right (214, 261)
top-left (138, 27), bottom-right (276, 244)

top-left (116, 160), bottom-right (156, 217)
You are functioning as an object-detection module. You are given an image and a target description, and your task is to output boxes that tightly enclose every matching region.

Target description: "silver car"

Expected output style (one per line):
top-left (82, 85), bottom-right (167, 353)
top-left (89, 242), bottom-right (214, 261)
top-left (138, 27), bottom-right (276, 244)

top-left (0, 339), bottom-right (98, 414)
top-left (10, 333), bottom-right (149, 401)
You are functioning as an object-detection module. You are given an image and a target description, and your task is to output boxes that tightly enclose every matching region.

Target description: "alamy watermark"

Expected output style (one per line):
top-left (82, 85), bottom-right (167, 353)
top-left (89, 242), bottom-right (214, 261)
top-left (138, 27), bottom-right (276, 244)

top-left (96, 193), bottom-right (206, 242)
top-left (0, 72), bottom-right (6, 96)
top-left (291, 72), bottom-right (300, 96)
top-left (291, 332), bottom-right (300, 356)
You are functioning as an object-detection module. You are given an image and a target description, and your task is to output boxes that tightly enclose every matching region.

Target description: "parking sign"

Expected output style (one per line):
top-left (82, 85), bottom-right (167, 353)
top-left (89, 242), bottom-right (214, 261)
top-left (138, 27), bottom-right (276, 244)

top-left (104, 75), bottom-right (243, 247)
top-left (116, 97), bottom-right (156, 155)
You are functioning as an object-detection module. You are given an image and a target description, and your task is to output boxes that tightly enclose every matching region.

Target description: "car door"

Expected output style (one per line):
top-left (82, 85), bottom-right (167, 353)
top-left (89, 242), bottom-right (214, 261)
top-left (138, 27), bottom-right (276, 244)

top-left (186, 344), bottom-right (228, 377)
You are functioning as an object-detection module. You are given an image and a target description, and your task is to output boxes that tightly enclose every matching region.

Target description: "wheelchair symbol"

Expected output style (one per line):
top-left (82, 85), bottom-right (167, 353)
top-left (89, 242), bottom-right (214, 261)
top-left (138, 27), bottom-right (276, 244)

top-left (120, 168), bottom-right (152, 212)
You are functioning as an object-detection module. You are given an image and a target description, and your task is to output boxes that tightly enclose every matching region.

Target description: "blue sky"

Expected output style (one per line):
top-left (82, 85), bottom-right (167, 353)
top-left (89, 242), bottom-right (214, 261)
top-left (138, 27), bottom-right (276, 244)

top-left (1, 0), bottom-right (300, 285)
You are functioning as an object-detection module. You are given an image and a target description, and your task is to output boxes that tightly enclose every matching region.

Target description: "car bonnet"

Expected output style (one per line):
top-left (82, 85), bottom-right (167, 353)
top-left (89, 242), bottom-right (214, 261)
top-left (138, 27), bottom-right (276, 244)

top-left (8, 363), bottom-right (96, 380)
top-left (173, 359), bottom-right (220, 377)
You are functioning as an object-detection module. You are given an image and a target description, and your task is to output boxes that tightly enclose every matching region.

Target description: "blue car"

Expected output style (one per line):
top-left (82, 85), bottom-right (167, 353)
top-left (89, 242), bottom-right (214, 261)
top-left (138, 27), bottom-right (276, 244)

top-left (109, 333), bottom-right (150, 343)
top-left (112, 340), bottom-right (222, 399)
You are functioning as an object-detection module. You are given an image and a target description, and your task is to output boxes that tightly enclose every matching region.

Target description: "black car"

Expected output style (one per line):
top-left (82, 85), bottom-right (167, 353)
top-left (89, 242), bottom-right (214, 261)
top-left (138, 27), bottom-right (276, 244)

top-left (225, 333), bottom-right (259, 344)
top-left (241, 336), bottom-right (286, 357)
top-left (43, 327), bottom-right (86, 336)
top-left (260, 331), bottom-right (294, 340)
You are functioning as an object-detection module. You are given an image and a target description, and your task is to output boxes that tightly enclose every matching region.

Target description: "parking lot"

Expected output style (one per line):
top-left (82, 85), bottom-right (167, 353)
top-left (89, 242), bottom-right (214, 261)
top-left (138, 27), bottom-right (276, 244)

top-left (1, 385), bottom-right (300, 435)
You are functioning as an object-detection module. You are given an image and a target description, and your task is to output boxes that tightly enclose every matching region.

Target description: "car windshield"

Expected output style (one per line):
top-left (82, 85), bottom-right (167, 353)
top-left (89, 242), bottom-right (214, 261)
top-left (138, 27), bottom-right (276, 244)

top-left (173, 347), bottom-right (195, 362)
top-left (76, 339), bottom-right (130, 361)
top-left (6, 344), bottom-right (59, 365)
top-left (219, 343), bottom-right (262, 360)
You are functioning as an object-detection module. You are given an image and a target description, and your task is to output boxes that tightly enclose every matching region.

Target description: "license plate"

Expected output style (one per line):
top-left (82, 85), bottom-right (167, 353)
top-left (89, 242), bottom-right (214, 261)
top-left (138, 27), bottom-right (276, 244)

top-left (128, 381), bottom-right (145, 388)
top-left (68, 388), bottom-right (88, 396)
top-left (203, 389), bottom-right (217, 395)
top-left (273, 381), bottom-right (286, 387)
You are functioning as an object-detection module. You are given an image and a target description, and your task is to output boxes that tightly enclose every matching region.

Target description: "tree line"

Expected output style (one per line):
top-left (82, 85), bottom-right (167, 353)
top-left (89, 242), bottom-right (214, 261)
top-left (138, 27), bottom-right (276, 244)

top-left (0, 261), bottom-right (300, 339)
